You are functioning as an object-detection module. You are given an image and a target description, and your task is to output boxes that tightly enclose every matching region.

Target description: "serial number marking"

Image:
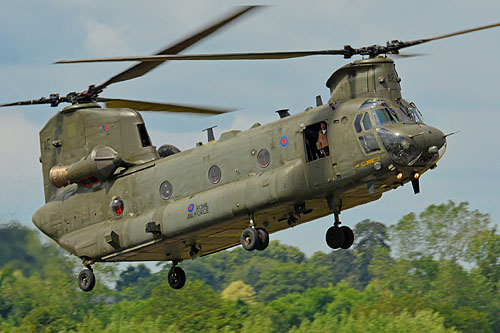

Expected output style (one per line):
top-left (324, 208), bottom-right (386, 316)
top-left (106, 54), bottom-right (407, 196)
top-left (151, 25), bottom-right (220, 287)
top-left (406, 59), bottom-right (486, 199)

top-left (187, 203), bottom-right (210, 219)
top-left (355, 156), bottom-right (380, 168)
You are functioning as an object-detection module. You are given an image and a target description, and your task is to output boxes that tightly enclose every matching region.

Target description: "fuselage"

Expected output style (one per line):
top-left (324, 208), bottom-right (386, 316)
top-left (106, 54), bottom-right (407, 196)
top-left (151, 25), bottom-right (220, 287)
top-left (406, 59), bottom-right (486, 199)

top-left (32, 57), bottom-right (446, 262)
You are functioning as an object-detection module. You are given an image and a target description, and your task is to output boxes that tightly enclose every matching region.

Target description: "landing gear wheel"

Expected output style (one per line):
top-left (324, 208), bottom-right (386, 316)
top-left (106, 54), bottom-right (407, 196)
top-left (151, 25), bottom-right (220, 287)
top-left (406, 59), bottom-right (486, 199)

top-left (340, 226), bottom-right (354, 249)
top-left (168, 266), bottom-right (186, 289)
top-left (78, 269), bottom-right (96, 292)
top-left (326, 226), bottom-right (345, 249)
top-left (255, 228), bottom-right (269, 251)
top-left (241, 227), bottom-right (260, 251)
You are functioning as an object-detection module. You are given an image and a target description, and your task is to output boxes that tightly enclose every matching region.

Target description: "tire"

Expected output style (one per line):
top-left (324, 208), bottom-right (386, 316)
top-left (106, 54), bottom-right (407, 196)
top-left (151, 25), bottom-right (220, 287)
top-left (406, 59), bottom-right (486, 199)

top-left (240, 227), bottom-right (260, 251)
top-left (168, 266), bottom-right (186, 289)
top-left (326, 226), bottom-right (345, 249)
top-left (340, 226), bottom-right (354, 249)
top-left (78, 269), bottom-right (96, 292)
top-left (255, 228), bottom-right (269, 251)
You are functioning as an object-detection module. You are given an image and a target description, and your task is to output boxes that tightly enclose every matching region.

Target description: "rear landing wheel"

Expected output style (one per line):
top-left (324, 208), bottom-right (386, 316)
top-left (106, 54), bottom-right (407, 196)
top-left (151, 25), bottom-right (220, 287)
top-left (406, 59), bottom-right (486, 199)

top-left (168, 266), bottom-right (186, 289)
top-left (78, 269), bottom-right (96, 292)
top-left (241, 227), bottom-right (260, 251)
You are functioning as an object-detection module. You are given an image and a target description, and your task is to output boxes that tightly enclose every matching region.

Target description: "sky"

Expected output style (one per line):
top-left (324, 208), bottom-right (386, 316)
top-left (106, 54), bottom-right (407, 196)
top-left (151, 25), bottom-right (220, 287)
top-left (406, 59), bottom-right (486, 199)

top-left (0, 0), bottom-right (499, 257)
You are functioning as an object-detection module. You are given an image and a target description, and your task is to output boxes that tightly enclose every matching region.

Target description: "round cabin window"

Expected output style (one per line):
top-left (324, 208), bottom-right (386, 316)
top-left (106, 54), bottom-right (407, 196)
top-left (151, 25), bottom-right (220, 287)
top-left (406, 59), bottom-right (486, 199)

top-left (257, 149), bottom-right (271, 168)
top-left (208, 165), bottom-right (221, 184)
top-left (159, 181), bottom-right (173, 200)
top-left (110, 197), bottom-right (124, 216)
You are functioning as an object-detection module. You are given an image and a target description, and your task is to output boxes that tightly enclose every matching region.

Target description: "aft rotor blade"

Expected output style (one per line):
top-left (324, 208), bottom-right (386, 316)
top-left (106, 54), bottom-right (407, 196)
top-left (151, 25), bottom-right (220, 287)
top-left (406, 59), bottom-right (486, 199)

top-left (97, 98), bottom-right (235, 115)
top-left (94, 6), bottom-right (261, 92)
top-left (56, 49), bottom-right (347, 63)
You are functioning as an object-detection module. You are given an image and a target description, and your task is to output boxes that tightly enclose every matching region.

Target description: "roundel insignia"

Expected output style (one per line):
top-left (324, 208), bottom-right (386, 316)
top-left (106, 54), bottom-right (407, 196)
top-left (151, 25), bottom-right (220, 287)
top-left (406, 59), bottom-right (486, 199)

top-left (280, 136), bottom-right (288, 147)
top-left (188, 204), bottom-right (194, 212)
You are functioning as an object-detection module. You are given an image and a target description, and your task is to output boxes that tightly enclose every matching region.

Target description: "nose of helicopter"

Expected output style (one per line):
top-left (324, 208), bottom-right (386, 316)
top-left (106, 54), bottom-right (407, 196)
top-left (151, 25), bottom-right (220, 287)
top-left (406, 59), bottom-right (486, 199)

top-left (377, 124), bottom-right (447, 166)
top-left (416, 125), bottom-right (446, 158)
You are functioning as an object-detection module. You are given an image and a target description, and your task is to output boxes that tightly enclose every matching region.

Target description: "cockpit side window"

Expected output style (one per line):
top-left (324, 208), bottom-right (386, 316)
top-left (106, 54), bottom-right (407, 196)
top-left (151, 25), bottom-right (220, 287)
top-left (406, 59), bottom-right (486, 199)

top-left (362, 113), bottom-right (373, 131)
top-left (409, 102), bottom-right (425, 123)
top-left (397, 100), bottom-right (425, 124)
top-left (354, 114), bottom-right (363, 133)
top-left (397, 107), bottom-right (414, 123)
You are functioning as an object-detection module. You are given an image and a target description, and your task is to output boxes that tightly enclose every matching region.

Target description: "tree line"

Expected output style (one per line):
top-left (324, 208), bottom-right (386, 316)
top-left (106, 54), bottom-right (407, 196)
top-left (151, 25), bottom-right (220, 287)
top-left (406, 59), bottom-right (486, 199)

top-left (0, 201), bottom-right (499, 332)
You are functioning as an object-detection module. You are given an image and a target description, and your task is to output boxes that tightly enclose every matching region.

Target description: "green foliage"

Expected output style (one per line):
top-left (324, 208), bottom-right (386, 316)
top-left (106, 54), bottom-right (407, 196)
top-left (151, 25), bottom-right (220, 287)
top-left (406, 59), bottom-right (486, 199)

top-left (115, 264), bottom-right (151, 291)
top-left (0, 222), bottom-right (62, 277)
top-left (353, 219), bottom-right (389, 287)
top-left (1, 201), bottom-right (500, 332)
top-left (291, 309), bottom-right (457, 333)
top-left (390, 201), bottom-right (491, 262)
top-left (221, 280), bottom-right (256, 304)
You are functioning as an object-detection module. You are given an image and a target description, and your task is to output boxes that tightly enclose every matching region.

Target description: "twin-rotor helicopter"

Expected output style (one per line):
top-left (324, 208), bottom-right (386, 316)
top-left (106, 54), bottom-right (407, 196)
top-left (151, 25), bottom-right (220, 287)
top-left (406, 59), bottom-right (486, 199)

top-left (2, 6), bottom-right (498, 291)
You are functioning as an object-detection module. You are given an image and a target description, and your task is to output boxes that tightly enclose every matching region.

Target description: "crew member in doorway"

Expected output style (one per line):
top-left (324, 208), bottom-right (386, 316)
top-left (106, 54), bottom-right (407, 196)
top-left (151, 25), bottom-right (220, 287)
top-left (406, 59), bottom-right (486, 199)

top-left (317, 121), bottom-right (329, 157)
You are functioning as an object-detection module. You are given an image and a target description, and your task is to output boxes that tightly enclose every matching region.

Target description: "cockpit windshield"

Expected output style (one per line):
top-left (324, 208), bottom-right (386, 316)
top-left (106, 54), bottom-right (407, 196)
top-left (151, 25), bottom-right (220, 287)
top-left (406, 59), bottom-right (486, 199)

top-left (372, 107), bottom-right (401, 126)
top-left (357, 98), bottom-right (425, 127)
top-left (358, 99), bottom-right (389, 111)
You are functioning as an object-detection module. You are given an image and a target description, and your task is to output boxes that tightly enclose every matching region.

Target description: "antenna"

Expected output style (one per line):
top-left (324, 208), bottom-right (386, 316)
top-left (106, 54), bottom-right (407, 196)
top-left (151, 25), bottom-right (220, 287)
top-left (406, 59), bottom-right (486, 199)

top-left (202, 126), bottom-right (217, 142)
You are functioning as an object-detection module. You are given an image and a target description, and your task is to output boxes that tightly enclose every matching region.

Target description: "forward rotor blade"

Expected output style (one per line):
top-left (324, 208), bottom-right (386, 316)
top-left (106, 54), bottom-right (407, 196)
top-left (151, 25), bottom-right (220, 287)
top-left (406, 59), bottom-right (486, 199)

top-left (56, 49), bottom-right (347, 63)
top-left (97, 98), bottom-right (235, 115)
top-left (399, 22), bottom-right (500, 50)
top-left (390, 52), bottom-right (428, 59)
top-left (94, 6), bottom-right (261, 92)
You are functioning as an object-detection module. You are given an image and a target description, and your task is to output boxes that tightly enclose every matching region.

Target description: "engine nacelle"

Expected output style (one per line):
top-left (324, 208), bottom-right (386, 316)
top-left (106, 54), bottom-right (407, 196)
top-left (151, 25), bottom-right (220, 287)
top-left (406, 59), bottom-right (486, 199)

top-left (49, 146), bottom-right (123, 188)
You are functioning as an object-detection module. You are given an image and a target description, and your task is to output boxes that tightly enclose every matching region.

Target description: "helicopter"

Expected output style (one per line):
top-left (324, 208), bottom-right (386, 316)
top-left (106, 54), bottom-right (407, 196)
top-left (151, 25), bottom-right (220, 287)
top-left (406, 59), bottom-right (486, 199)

top-left (1, 5), bottom-right (499, 292)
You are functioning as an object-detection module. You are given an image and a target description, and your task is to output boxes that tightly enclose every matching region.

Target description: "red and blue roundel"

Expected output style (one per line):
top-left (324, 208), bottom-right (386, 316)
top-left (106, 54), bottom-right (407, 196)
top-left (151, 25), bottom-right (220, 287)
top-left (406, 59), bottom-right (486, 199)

top-left (280, 136), bottom-right (288, 147)
top-left (188, 204), bottom-right (195, 212)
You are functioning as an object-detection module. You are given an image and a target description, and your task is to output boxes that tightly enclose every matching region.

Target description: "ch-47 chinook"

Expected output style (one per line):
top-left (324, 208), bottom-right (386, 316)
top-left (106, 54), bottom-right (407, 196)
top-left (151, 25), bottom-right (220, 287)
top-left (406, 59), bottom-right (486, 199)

top-left (2, 6), bottom-right (499, 292)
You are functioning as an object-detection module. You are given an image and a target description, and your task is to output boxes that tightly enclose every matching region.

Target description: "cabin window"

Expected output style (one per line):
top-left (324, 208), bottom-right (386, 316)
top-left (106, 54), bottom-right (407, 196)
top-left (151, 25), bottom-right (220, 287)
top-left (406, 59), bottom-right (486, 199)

top-left (159, 181), bottom-right (173, 200)
top-left (137, 123), bottom-right (152, 147)
top-left (358, 134), bottom-right (381, 154)
top-left (257, 149), bottom-right (271, 168)
top-left (110, 197), bottom-right (124, 216)
top-left (208, 165), bottom-right (221, 184)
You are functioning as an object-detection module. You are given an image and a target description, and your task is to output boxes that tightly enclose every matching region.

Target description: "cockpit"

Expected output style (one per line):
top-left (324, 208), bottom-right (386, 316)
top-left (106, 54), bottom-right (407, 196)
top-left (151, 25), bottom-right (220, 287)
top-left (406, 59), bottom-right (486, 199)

top-left (354, 98), bottom-right (430, 165)
top-left (356, 99), bottom-right (424, 127)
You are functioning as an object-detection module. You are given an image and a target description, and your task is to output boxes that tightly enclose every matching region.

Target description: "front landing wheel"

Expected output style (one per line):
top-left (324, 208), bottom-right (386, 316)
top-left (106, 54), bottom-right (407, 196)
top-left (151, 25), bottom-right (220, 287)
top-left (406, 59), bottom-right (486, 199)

top-left (326, 226), bottom-right (345, 249)
top-left (168, 266), bottom-right (186, 289)
top-left (78, 269), bottom-right (96, 292)
top-left (340, 226), bottom-right (354, 249)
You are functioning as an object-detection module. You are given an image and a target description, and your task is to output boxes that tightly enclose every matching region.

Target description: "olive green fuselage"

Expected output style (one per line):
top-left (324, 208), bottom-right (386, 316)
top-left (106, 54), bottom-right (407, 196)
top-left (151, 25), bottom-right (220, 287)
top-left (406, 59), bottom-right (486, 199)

top-left (32, 57), bottom-right (446, 262)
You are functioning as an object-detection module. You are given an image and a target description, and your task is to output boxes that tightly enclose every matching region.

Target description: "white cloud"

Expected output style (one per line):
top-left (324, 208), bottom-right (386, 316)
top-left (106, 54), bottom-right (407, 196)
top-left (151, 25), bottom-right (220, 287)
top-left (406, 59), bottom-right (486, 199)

top-left (85, 19), bottom-right (132, 56)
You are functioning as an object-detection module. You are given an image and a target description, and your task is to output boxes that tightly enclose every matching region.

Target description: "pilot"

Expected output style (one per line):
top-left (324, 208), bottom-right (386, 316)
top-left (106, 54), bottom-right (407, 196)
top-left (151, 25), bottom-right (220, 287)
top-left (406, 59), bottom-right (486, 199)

top-left (317, 121), bottom-right (329, 157)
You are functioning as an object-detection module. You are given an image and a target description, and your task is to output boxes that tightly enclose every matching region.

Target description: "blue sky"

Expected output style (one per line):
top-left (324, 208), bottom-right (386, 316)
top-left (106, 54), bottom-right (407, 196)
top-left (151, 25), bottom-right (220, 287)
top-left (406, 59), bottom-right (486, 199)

top-left (1, 0), bottom-right (499, 256)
